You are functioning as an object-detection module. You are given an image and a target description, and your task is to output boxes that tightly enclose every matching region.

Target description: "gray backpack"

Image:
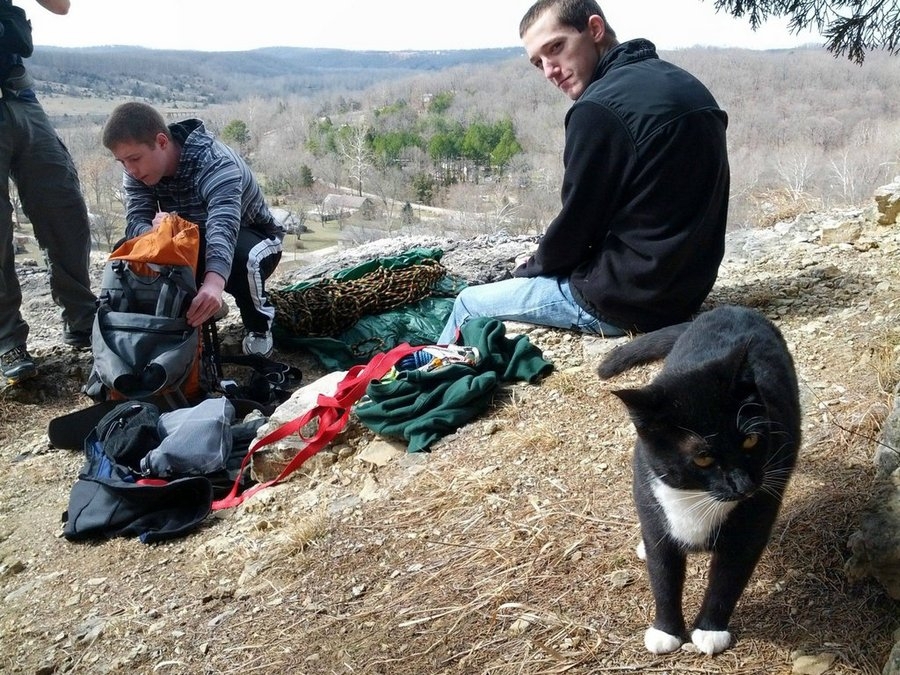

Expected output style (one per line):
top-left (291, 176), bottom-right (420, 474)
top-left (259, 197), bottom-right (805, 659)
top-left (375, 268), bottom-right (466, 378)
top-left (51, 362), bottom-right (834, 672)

top-left (84, 258), bottom-right (202, 405)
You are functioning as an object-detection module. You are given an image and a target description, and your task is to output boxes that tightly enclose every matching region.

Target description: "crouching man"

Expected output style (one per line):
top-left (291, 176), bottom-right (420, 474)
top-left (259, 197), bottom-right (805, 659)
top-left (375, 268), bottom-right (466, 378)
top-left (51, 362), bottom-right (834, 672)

top-left (102, 102), bottom-right (284, 357)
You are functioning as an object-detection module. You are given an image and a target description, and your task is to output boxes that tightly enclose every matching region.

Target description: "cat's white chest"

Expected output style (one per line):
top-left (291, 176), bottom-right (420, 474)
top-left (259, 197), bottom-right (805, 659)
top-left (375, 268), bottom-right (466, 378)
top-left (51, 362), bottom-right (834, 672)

top-left (651, 478), bottom-right (737, 547)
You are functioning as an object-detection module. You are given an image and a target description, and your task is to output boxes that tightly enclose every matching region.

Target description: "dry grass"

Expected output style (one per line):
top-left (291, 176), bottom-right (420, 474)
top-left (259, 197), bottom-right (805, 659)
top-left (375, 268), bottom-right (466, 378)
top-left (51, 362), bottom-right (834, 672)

top-left (193, 361), bottom-right (894, 674)
top-left (866, 326), bottom-right (900, 395)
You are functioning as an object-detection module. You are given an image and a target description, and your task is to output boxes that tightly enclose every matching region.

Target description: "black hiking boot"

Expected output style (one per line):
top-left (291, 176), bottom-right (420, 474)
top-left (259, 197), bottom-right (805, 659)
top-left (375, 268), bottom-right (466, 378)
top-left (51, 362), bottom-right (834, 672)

top-left (1, 345), bottom-right (37, 383)
top-left (62, 327), bottom-right (92, 350)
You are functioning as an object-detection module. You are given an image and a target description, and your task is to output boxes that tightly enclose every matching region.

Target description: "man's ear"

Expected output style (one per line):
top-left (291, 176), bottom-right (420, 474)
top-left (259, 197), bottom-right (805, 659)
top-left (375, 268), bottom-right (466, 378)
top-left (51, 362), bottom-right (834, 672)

top-left (155, 132), bottom-right (169, 150)
top-left (587, 14), bottom-right (606, 43)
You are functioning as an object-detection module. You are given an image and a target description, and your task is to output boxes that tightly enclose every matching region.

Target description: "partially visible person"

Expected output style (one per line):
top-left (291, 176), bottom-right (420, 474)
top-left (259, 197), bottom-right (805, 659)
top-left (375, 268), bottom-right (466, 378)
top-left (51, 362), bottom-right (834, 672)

top-left (101, 102), bottom-right (284, 358)
top-left (1, 0), bottom-right (97, 382)
top-left (438, 0), bottom-right (730, 345)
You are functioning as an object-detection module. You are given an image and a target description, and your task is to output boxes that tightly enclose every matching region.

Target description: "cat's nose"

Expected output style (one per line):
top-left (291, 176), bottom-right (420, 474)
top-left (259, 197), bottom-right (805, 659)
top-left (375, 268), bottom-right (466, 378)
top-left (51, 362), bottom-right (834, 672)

top-left (727, 471), bottom-right (758, 498)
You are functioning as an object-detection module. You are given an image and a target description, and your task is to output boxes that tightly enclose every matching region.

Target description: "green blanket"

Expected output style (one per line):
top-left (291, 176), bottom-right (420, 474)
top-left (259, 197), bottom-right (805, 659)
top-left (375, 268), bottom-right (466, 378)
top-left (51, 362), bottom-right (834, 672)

top-left (355, 317), bottom-right (554, 452)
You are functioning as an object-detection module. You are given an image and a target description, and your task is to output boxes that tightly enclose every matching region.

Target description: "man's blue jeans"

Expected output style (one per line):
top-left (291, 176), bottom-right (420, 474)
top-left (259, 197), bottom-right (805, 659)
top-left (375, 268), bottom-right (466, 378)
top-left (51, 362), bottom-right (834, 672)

top-left (437, 276), bottom-right (626, 344)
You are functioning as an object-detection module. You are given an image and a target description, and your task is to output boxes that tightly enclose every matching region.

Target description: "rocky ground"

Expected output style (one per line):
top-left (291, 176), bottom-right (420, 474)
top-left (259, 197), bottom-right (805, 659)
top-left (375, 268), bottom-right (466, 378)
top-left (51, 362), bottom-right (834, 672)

top-left (0, 204), bottom-right (898, 675)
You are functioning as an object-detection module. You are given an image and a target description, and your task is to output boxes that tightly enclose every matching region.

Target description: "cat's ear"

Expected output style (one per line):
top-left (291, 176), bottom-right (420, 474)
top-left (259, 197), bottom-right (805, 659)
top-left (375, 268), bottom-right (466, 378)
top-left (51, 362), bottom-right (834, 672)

top-left (723, 341), bottom-right (758, 398)
top-left (724, 341), bottom-right (750, 379)
top-left (612, 386), bottom-right (662, 428)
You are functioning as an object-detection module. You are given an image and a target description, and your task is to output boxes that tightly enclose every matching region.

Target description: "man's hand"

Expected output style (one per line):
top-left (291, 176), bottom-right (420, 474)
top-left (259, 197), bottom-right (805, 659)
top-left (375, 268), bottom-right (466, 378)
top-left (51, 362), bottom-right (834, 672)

top-left (515, 243), bottom-right (538, 267)
top-left (35, 0), bottom-right (70, 16)
top-left (186, 272), bottom-right (226, 327)
top-left (151, 211), bottom-right (169, 229)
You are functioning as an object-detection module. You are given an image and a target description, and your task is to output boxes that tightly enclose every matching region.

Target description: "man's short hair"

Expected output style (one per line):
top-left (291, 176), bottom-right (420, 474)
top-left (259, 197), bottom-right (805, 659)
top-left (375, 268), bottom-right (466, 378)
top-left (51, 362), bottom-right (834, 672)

top-left (102, 102), bottom-right (171, 149)
top-left (519, 0), bottom-right (616, 39)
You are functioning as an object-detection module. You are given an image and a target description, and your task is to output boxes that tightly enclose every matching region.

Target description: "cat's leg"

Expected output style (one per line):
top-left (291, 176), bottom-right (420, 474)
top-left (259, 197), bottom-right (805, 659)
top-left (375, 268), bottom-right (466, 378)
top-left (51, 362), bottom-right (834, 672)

top-left (690, 547), bottom-right (747, 655)
top-left (691, 503), bottom-right (778, 654)
top-left (638, 536), bottom-right (684, 653)
top-left (641, 537), bottom-right (688, 654)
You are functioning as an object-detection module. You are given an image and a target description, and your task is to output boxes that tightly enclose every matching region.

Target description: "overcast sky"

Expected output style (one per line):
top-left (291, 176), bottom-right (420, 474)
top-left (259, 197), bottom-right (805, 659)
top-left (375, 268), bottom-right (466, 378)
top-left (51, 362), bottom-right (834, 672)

top-left (26, 0), bottom-right (823, 52)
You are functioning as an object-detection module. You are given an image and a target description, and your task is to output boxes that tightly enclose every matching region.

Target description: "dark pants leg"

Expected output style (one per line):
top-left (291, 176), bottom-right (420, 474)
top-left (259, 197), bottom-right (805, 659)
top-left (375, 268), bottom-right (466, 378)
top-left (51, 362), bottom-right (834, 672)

top-left (198, 227), bottom-right (282, 335)
top-left (2, 98), bottom-right (96, 350)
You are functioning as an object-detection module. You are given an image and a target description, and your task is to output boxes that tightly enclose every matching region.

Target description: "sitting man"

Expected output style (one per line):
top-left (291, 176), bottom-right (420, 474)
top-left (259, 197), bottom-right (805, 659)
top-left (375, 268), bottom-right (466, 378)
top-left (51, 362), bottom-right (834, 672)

top-left (438, 0), bottom-right (730, 344)
top-left (102, 102), bottom-right (284, 357)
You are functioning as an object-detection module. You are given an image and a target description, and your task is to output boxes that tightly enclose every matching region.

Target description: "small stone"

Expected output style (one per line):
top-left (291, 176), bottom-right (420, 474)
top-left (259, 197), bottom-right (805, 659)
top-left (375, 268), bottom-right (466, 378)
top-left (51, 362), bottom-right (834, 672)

top-left (357, 439), bottom-right (405, 467)
top-left (792, 652), bottom-right (837, 675)
top-left (508, 618), bottom-right (531, 635)
top-left (608, 570), bottom-right (635, 589)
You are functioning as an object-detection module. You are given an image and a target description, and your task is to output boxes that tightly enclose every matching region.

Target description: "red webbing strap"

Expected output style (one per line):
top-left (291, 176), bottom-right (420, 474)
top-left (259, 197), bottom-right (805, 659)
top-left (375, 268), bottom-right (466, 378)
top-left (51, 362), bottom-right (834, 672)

top-left (212, 343), bottom-right (420, 510)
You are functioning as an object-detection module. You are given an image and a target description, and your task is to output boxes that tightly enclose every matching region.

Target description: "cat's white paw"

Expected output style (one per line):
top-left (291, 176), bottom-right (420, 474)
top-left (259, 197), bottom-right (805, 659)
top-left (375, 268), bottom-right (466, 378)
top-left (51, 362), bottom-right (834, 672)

top-left (644, 626), bottom-right (683, 654)
top-left (691, 628), bottom-right (732, 655)
top-left (636, 539), bottom-right (646, 560)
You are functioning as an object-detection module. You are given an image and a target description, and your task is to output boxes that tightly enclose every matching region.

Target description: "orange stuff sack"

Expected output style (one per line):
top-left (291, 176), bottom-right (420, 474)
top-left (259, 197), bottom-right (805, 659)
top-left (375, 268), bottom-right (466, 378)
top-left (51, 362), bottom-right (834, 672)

top-left (109, 213), bottom-right (200, 275)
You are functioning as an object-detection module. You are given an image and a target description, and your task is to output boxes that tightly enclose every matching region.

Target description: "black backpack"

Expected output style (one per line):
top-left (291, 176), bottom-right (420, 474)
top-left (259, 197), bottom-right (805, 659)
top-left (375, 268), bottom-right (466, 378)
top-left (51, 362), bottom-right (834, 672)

top-left (61, 400), bottom-right (266, 543)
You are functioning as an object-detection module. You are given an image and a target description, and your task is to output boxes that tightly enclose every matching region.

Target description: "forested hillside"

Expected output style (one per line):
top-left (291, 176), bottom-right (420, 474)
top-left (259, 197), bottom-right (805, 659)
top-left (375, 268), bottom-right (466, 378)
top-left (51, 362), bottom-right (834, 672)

top-left (20, 44), bottom-right (900, 251)
top-left (28, 45), bottom-right (522, 106)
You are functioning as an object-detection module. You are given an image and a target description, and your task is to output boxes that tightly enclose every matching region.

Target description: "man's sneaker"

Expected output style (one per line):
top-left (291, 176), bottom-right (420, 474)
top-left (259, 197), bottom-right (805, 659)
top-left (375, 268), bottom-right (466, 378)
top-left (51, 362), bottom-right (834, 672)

top-left (62, 326), bottom-right (92, 349)
top-left (242, 331), bottom-right (274, 358)
top-left (1, 345), bottom-right (37, 382)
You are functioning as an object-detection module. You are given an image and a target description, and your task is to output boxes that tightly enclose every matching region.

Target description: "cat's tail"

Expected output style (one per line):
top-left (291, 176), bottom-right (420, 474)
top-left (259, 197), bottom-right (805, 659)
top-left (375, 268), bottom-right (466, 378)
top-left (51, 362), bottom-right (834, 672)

top-left (596, 322), bottom-right (691, 379)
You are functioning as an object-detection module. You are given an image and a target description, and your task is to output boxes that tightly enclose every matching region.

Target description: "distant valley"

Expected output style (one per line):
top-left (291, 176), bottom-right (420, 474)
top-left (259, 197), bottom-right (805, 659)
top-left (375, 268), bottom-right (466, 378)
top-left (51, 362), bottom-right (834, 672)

top-left (28, 45), bottom-right (524, 114)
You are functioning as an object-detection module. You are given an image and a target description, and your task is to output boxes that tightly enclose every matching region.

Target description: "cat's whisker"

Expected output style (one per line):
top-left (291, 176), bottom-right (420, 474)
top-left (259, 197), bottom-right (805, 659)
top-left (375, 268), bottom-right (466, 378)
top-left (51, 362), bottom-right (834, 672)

top-left (736, 402), bottom-right (765, 425)
top-left (762, 441), bottom-right (798, 469)
top-left (676, 426), bottom-right (714, 445)
top-left (762, 470), bottom-right (792, 492)
top-left (741, 416), bottom-right (783, 436)
top-left (640, 473), bottom-right (665, 493)
top-left (762, 466), bottom-right (792, 482)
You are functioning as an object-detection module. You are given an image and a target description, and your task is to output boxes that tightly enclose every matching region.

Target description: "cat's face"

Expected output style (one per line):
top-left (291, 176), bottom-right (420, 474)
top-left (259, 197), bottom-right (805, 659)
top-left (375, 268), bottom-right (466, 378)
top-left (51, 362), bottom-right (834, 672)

top-left (614, 365), bottom-right (775, 502)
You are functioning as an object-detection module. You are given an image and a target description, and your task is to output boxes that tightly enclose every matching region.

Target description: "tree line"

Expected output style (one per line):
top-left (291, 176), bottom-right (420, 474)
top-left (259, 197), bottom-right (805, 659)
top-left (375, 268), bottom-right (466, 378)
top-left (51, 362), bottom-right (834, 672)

top-left (23, 44), bottom-right (900, 251)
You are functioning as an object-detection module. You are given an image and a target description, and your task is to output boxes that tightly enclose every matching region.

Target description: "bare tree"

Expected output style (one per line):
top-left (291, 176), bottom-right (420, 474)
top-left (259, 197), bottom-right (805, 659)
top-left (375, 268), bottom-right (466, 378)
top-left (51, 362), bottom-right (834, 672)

top-left (317, 152), bottom-right (346, 194)
top-left (339, 125), bottom-right (374, 197)
top-left (89, 211), bottom-right (122, 252)
top-left (776, 151), bottom-right (815, 201)
top-left (366, 165), bottom-right (408, 234)
top-left (78, 155), bottom-right (114, 211)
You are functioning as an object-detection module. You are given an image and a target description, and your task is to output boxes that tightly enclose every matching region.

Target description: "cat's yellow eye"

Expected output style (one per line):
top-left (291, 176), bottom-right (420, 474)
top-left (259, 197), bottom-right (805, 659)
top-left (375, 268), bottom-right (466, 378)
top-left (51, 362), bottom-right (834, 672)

top-left (743, 434), bottom-right (760, 450)
top-left (693, 454), bottom-right (715, 468)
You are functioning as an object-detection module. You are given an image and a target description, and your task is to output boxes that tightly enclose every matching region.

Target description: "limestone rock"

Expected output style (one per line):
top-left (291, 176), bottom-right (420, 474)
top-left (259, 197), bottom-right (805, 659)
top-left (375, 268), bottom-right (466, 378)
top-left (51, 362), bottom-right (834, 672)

top-left (877, 396), bottom-right (900, 477)
top-left (819, 219), bottom-right (862, 244)
top-left (885, 640), bottom-right (900, 675)
top-left (874, 176), bottom-right (900, 226)
top-left (792, 652), bottom-right (836, 675)
top-left (845, 470), bottom-right (900, 599)
top-left (250, 370), bottom-right (348, 482)
top-left (357, 438), bottom-right (406, 467)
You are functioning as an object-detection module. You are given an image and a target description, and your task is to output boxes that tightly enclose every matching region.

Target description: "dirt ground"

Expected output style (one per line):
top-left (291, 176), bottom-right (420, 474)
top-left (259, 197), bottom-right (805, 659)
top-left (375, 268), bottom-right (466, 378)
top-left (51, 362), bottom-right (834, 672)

top-left (1, 213), bottom-right (898, 674)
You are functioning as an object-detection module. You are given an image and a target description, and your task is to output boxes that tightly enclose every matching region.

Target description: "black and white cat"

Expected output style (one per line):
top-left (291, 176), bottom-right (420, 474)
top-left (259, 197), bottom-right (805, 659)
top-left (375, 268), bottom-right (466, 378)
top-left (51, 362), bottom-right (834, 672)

top-left (597, 305), bottom-right (801, 655)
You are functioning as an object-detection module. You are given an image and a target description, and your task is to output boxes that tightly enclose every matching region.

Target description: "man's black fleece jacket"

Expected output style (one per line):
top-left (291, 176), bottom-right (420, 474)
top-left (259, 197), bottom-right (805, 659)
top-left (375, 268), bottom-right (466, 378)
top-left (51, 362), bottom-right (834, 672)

top-left (514, 39), bottom-right (730, 333)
